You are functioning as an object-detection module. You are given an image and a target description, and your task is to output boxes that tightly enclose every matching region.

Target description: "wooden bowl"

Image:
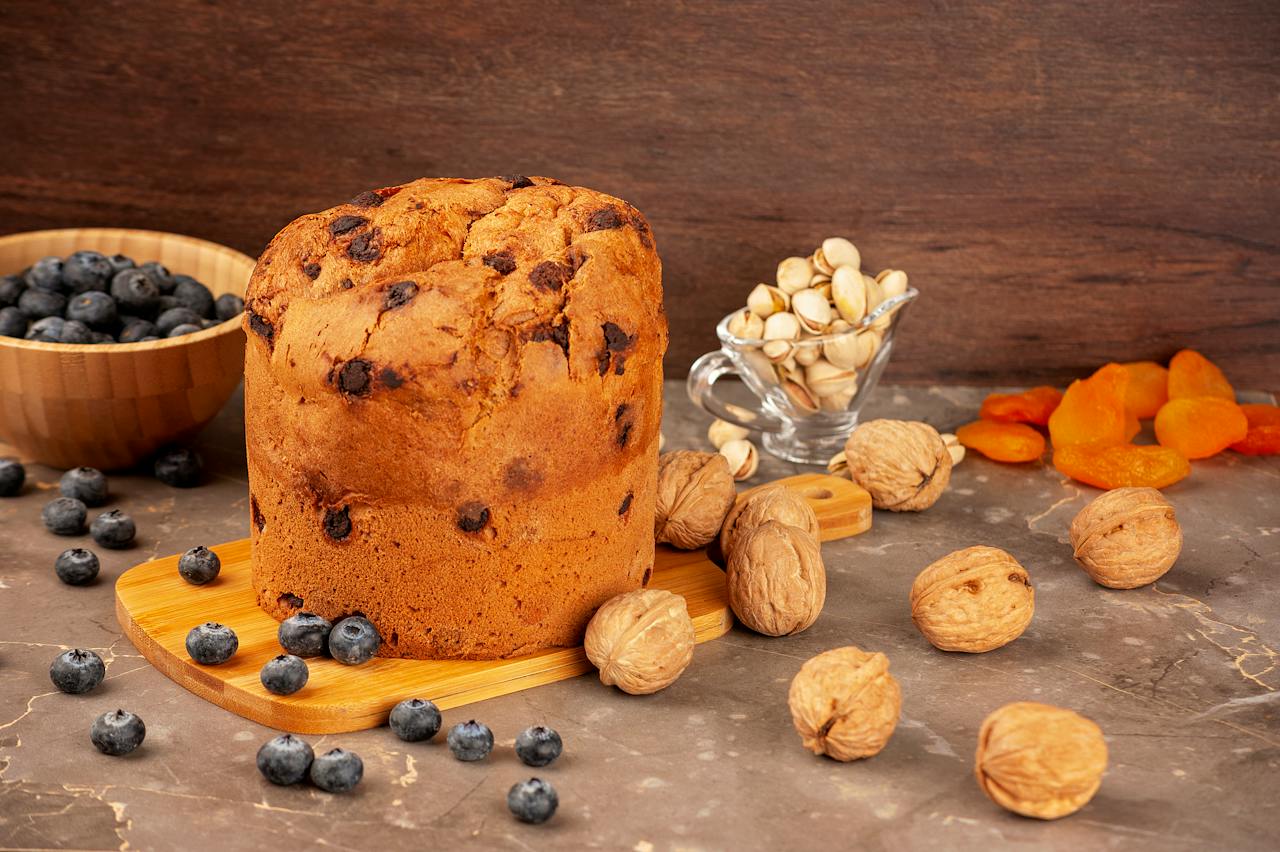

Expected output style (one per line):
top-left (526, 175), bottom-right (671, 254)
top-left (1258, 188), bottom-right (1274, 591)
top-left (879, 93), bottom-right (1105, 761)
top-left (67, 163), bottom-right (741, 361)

top-left (0, 228), bottom-right (255, 471)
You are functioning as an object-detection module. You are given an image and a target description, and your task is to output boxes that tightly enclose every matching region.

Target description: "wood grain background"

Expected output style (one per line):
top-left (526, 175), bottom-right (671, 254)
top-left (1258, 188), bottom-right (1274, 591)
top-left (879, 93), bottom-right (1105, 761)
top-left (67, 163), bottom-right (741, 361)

top-left (2, 0), bottom-right (1276, 387)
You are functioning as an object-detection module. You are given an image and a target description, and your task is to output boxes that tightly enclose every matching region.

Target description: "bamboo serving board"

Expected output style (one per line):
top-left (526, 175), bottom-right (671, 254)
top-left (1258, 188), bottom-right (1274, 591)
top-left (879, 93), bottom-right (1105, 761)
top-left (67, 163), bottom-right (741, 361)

top-left (116, 473), bottom-right (872, 734)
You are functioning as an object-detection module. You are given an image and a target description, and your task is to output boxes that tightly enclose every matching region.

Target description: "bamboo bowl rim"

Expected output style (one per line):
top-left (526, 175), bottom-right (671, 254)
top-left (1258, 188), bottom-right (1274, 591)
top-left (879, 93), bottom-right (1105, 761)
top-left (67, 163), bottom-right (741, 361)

top-left (0, 227), bottom-right (257, 354)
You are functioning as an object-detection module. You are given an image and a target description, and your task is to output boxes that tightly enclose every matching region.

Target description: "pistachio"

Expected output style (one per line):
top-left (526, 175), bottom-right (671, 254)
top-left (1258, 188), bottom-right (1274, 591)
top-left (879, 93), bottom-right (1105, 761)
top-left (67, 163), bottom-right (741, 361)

top-left (780, 369), bottom-right (819, 413)
top-left (794, 343), bottom-right (821, 367)
top-left (719, 438), bottom-right (759, 481)
top-left (791, 288), bottom-right (833, 334)
top-left (727, 308), bottom-right (764, 339)
top-left (863, 274), bottom-right (883, 307)
top-left (940, 432), bottom-right (965, 465)
top-left (762, 339), bottom-right (794, 364)
top-left (818, 384), bottom-right (857, 412)
top-left (854, 330), bottom-right (882, 369)
top-left (808, 272), bottom-right (832, 287)
top-left (747, 283), bottom-right (788, 318)
top-left (830, 266), bottom-right (867, 325)
top-left (708, 419), bottom-right (750, 449)
top-left (822, 320), bottom-right (860, 369)
top-left (879, 269), bottom-right (909, 299)
top-left (821, 237), bottom-right (860, 270)
top-left (776, 256), bottom-right (815, 295)
top-left (763, 311), bottom-right (801, 341)
top-left (827, 450), bottom-right (849, 477)
top-left (813, 282), bottom-right (832, 302)
top-left (811, 248), bottom-right (835, 276)
top-left (805, 358), bottom-right (858, 398)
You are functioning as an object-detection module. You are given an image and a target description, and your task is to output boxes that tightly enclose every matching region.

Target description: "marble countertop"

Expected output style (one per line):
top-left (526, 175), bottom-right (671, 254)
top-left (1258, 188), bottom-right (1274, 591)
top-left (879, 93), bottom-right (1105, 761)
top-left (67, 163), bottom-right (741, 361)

top-left (1, 382), bottom-right (1276, 851)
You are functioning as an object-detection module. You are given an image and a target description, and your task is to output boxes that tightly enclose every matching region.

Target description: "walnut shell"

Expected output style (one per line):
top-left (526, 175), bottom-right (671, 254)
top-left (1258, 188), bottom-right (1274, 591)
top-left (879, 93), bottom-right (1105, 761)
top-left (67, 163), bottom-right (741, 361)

top-left (727, 521), bottom-right (825, 636)
top-left (788, 646), bottom-right (900, 761)
top-left (654, 451), bottom-right (737, 550)
top-left (844, 419), bottom-right (951, 511)
top-left (583, 589), bottom-right (695, 695)
top-left (718, 483), bottom-right (820, 560)
top-left (975, 701), bottom-right (1108, 820)
top-left (1069, 487), bottom-right (1181, 589)
top-left (910, 546), bottom-right (1034, 653)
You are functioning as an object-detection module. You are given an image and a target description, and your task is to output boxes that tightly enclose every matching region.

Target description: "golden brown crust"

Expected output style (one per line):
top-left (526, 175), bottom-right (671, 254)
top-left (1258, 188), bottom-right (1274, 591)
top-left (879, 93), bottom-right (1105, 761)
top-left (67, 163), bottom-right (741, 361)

top-left (243, 176), bottom-right (667, 659)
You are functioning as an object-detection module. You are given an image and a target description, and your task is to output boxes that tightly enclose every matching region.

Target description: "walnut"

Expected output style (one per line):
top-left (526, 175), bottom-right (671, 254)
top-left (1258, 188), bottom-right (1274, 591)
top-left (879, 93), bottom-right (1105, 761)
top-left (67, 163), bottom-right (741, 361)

top-left (975, 701), bottom-right (1108, 820)
top-left (583, 589), bottom-right (695, 695)
top-left (788, 646), bottom-right (900, 761)
top-left (727, 521), bottom-right (825, 636)
top-left (654, 451), bottom-right (737, 550)
top-left (718, 483), bottom-right (820, 560)
top-left (1069, 487), bottom-right (1181, 589)
top-left (844, 419), bottom-right (951, 511)
top-left (910, 546), bottom-right (1034, 653)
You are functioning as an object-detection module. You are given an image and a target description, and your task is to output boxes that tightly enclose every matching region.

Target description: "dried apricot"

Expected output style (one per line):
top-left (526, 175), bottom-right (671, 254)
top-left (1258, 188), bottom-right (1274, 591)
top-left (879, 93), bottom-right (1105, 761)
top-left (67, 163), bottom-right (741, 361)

top-left (1125, 410), bottom-right (1141, 442)
top-left (1154, 397), bottom-right (1248, 459)
top-left (1047, 363), bottom-right (1129, 448)
top-left (956, 421), bottom-right (1046, 463)
top-left (979, 386), bottom-right (1063, 426)
top-left (1167, 350), bottom-right (1234, 401)
top-left (1230, 403), bottom-right (1280, 456)
top-left (1053, 444), bottom-right (1190, 490)
top-left (1120, 361), bottom-right (1168, 419)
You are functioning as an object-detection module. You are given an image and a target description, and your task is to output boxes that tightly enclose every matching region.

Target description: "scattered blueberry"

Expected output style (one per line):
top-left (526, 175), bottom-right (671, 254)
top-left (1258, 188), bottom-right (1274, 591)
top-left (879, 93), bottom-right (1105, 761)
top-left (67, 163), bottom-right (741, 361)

top-left (0, 273), bottom-right (25, 307)
top-left (172, 276), bottom-right (214, 316)
top-left (60, 466), bottom-right (108, 506)
top-left (16, 288), bottom-right (65, 320)
top-left (257, 734), bottom-right (314, 785)
top-left (118, 319), bottom-right (158, 343)
top-left (91, 709), bottom-right (145, 756)
top-left (63, 250), bottom-right (114, 293)
top-left (167, 322), bottom-right (202, 338)
top-left (214, 293), bottom-right (245, 321)
top-left (66, 291), bottom-right (119, 330)
top-left (0, 306), bottom-right (26, 338)
top-left (140, 261), bottom-right (174, 294)
top-left (309, 748), bottom-right (363, 793)
top-left (155, 307), bottom-right (203, 336)
top-left (110, 268), bottom-right (160, 316)
top-left (55, 548), bottom-right (100, 585)
top-left (0, 458), bottom-right (24, 496)
top-left (260, 654), bottom-right (309, 695)
top-left (58, 320), bottom-right (94, 344)
top-left (154, 447), bottom-right (203, 487)
top-left (447, 720), bottom-right (494, 761)
top-left (26, 315), bottom-right (65, 341)
top-left (25, 256), bottom-right (65, 292)
top-left (328, 616), bottom-right (381, 665)
top-left (90, 509), bottom-right (135, 549)
top-left (177, 545), bottom-right (220, 585)
top-left (186, 622), bottom-right (238, 665)
top-left (49, 648), bottom-right (106, 694)
top-left (389, 698), bottom-right (442, 742)
top-left (507, 778), bottom-right (558, 824)
top-left (515, 726), bottom-right (563, 767)
top-left (278, 612), bottom-right (332, 657)
top-left (42, 496), bottom-right (87, 535)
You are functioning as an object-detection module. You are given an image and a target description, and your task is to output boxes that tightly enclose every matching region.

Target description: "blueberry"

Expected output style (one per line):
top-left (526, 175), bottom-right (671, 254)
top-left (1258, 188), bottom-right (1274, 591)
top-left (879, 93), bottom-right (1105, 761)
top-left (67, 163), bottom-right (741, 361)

top-left (0, 458), bottom-right (25, 496)
top-left (309, 748), bottom-right (363, 793)
top-left (200, 318), bottom-right (219, 329)
top-left (214, 293), bottom-right (244, 321)
top-left (0, 273), bottom-right (25, 307)
top-left (18, 289), bottom-right (66, 321)
top-left (328, 616), bottom-right (381, 665)
top-left (25, 256), bottom-right (65, 293)
top-left (256, 734), bottom-right (314, 785)
top-left (167, 322), bottom-right (202, 338)
top-left (50, 648), bottom-right (106, 693)
top-left (43, 496), bottom-right (87, 535)
top-left (89, 331), bottom-right (115, 344)
top-left (110, 269), bottom-right (160, 316)
top-left (515, 725), bottom-right (563, 767)
top-left (25, 316), bottom-right (64, 342)
top-left (446, 720), bottom-right (494, 761)
top-left (278, 612), bottom-right (332, 657)
top-left (186, 622), bottom-right (238, 664)
top-left (66, 291), bottom-right (118, 330)
top-left (154, 294), bottom-right (180, 314)
top-left (91, 709), bottom-right (145, 756)
top-left (55, 548), bottom-right (100, 585)
top-left (154, 447), bottom-right (203, 487)
top-left (155, 307), bottom-right (203, 336)
top-left (0, 306), bottom-right (26, 338)
top-left (140, 261), bottom-right (175, 294)
top-left (63, 251), bottom-right (114, 293)
top-left (58, 320), bottom-right (94, 344)
top-left (177, 545), bottom-right (220, 585)
top-left (118, 319), bottom-right (158, 343)
top-left (106, 254), bottom-right (135, 275)
top-left (389, 698), bottom-right (442, 742)
top-left (60, 466), bottom-right (108, 506)
top-left (172, 276), bottom-right (215, 317)
top-left (258, 654), bottom-right (309, 695)
top-left (507, 778), bottom-right (558, 824)
top-left (90, 509), bottom-right (135, 549)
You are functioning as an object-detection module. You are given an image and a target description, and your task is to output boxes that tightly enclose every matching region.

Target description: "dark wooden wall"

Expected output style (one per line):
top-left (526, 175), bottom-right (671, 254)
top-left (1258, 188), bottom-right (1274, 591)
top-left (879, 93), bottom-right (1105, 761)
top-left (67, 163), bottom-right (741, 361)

top-left (2, 1), bottom-right (1277, 387)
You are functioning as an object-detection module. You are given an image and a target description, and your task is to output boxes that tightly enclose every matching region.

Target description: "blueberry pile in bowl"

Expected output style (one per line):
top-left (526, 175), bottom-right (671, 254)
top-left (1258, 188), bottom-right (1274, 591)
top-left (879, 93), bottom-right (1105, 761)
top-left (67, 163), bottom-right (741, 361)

top-left (0, 250), bottom-right (244, 344)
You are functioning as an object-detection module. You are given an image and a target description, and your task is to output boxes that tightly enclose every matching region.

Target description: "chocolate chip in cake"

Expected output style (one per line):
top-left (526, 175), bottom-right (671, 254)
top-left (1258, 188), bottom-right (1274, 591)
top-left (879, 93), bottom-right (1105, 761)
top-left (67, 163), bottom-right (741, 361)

top-left (251, 496), bottom-right (265, 531)
top-left (618, 492), bottom-right (633, 515)
top-left (329, 215), bottom-right (368, 237)
top-left (529, 261), bottom-right (571, 292)
top-left (642, 567), bottom-right (653, 586)
top-left (587, 207), bottom-right (624, 232)
top-left (347, 229), bottom-right (382, 263)
top-left (529, 322), bottom-right (570, 358)
top-left (323, 506), bottom-right (352, 541)
top-left (614, 403), bottom-right (629, 421)
top-left (334, 359), bottom-right (373, 396)
top-left (617, 421), bottom-right (633, 448)
top-left (379, 366), bottom-right (404, 388)
top-left (248, 309), bottom-right (275, 347)
top-left (350, 190), bottom-right (385, 207)
top-left (629, 211), bottom-right (654, 249)
top-left (278, 592), bottom-right (304, 609)
top-left (382, 280), bottom-right (417, 310)
top-left (340, 278), bottom-right (354, 290)
top-left (457, 503), bottom-right (490, 533)
top-left (501, 175), bottom-right (534, 189)
top-left (302, 262), bottom-right (322, 280)
top-left (483, 250), bottom-right (517, 276)
top-left (503, 458), bottom-right (544, 492)
top-left (597, 322), bottom-right (634, 375)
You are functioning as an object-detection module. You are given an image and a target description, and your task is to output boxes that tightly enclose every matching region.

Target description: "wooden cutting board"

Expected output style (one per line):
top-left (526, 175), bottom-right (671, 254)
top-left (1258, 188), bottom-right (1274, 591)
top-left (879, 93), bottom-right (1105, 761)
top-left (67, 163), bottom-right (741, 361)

top-left (115, 473), bottom-right (871, 734)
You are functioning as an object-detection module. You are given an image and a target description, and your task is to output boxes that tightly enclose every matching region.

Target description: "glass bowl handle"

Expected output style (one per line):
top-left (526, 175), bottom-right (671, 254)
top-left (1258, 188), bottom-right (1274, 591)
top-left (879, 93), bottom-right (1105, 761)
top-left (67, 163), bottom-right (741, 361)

top-left (685, 350), bottom-right (784, 433)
